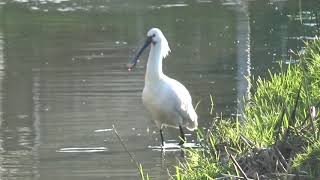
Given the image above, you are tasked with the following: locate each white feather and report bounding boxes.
[159,34,170,59]
[142,28,198,131]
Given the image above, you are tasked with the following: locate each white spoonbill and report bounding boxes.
[128,28,198,146]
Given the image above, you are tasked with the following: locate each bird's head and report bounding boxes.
[127,28,170,70]
[147,28,164,44]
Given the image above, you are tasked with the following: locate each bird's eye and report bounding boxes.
[152,34,156,37]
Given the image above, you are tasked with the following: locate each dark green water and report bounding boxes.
[0,0,318,179]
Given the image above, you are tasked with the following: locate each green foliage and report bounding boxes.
[175,38,320,179]
[174,134,232,180]
[139,164,150,180]
[242,38,320,147]
[243,65,303,146]
[293,140,320,177]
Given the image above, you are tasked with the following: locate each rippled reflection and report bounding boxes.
[0,0,318,179]
[0,23,40,179]
[0,20,4,177]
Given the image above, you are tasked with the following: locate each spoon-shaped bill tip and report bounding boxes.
[127,36,152,71]
[127,62,135,71]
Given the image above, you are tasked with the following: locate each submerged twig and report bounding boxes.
[240,134,255,148]
[224,146,249,180]
[284,82,303,139]
[219,174,247,179]
[290,82,303,126]
[261,173,311,179]
[112,125,144,177]
[274,146,288,170]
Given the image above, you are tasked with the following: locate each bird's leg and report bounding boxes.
[160,128,164,147]
[178,125,186,145]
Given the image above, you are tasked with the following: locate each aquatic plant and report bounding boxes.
[175,37,320,179]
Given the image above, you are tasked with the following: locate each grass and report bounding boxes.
[292,140,320,177]
[174,37,320,179]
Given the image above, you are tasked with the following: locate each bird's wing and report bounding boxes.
[166,78,198,128]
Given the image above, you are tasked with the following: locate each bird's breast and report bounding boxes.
[142,84,175,117]
[142,85,163,109]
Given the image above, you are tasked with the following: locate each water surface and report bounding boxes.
[0,0,319,179]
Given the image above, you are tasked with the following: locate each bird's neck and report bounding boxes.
[145,43,164,84]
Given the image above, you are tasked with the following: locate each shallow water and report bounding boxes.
[0,0,318,179]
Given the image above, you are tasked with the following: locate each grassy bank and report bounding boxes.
[175,37,320,179]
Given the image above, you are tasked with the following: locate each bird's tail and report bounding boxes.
[186,108,198,131]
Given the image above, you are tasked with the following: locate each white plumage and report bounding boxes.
[128,28,198,146]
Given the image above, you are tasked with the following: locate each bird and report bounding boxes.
[127,28,198,146]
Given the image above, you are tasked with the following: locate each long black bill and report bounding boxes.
[127,36,152,70]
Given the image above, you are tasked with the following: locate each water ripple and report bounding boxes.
[57,147,108,153]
